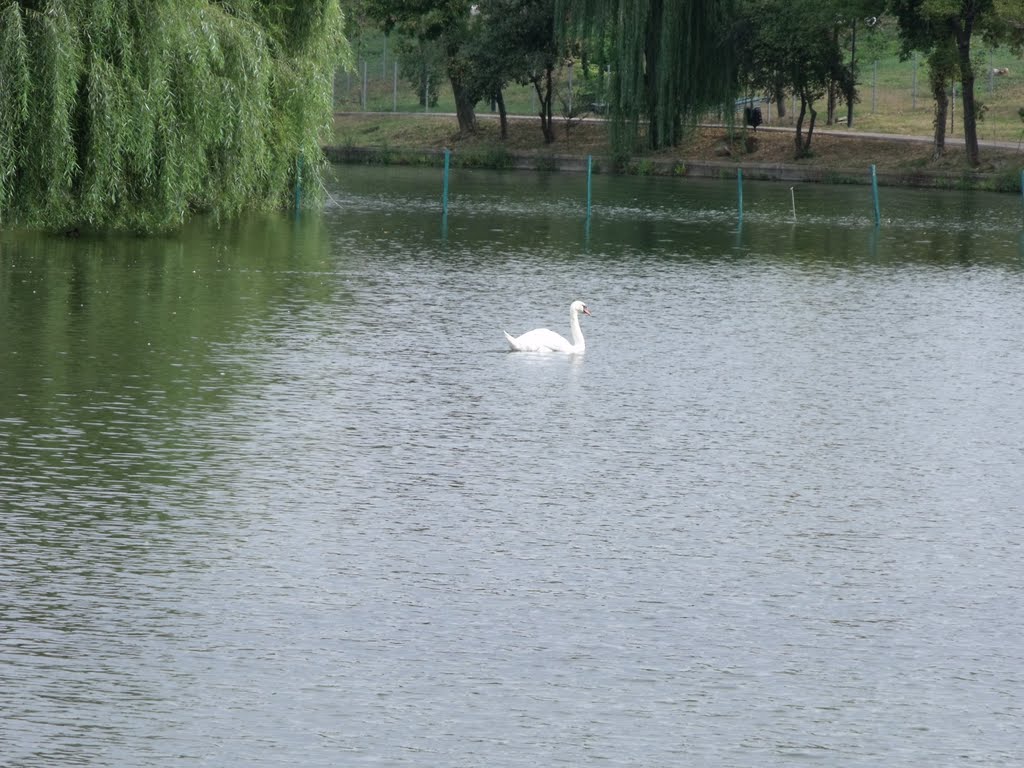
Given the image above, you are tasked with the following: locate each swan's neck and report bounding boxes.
[570,309,585,351]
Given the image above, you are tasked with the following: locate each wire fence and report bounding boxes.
[334,57,608,120]
[334,51,1024,141]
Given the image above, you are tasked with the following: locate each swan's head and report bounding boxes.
[571,300,592,317]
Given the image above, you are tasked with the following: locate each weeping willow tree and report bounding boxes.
[556,0,738,153]
[0,1,350,233]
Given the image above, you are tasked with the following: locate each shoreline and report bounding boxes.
[327,113,1024,193]
[323,144,1008,192]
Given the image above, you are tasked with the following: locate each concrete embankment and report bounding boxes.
[323,143,1013,191]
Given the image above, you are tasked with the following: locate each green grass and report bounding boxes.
[336,27,1024,142]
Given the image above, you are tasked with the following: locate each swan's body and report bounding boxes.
[504,300,592,353]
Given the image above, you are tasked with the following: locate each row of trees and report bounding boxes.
[2,1,1022,232]
[356,0,1024,166]
[889,0,1024,165]
[353,0,739,151]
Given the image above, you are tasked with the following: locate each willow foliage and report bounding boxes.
[556,0,738,152]
[0,1,350,232]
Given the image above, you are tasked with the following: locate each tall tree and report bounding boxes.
[950,0,988,166]
[394,36,446,108]
[834,1,887,127]
[469,0,560,143]
[928,41,959,158]
[890,0,1022,166]
[366,0,482,135]
[0,0,350,233]
[737,0,848,158]
[556,0,738,152]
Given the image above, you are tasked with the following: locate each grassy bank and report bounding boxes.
[330,112,1024,192]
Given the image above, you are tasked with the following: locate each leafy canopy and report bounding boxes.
[556,0,739,151]
[0,0,351,233]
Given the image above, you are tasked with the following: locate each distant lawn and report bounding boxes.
[337,28,1024,143]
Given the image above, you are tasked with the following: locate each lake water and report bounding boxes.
[2,166,1022,767]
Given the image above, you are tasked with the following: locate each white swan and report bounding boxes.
[504,300,592,353]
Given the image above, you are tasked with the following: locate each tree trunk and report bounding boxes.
[954,18,980,167]
[452,80,475,137]
[774,83,786,118]
[931,70,948,159]
[533,69,555,144]
[806,103,817,154]
[846,19,856,127]
[929,44,950,159]
[793,92,816,158]
[827,25,839,125]
[794,99,807,157]
[450,75,478,136]
[419,62,431,107]
[495,90,508,140]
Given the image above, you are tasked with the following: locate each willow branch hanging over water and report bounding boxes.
[555,0,738,153]
[0,0,351,232]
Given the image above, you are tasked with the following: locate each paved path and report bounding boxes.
[337,110,1024,151]
[749,123,1021,151]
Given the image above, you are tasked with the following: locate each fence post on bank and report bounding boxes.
[872,60,878,114]
[912,53,918,110]
[568,63,574,116]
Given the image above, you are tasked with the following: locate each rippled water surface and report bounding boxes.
[2,167,1023,766]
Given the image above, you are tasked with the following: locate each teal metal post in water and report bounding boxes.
[442,149,451,218]
[586,155,593,224]
[871,164,881,226]
[441,149,451,237]
[294,154,303,212]
[582,155,593,244]
[737,168,744,224]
